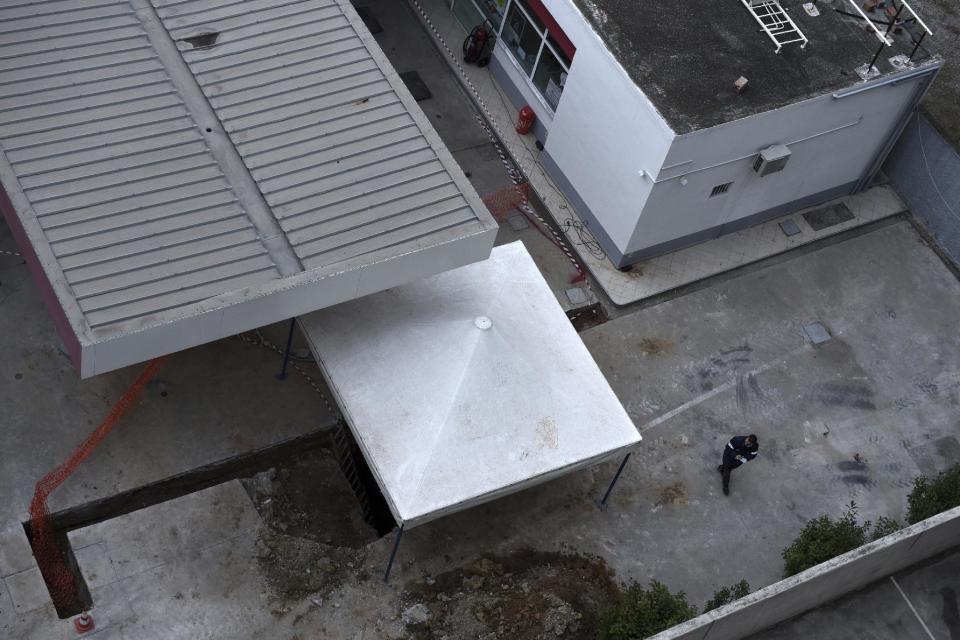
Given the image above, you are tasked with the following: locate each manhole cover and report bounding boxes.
[355,6,383,33]
[399,71,432,101]
[802,203,855,231]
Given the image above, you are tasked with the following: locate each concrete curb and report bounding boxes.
[650,505,960,639]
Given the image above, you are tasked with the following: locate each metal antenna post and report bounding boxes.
[383,524,405,582]
[275,318,296,381]
[597,452,632,510]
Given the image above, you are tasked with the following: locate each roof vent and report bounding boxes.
[753,145,791,176]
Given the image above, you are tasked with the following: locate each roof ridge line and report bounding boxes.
[129,0,304,277]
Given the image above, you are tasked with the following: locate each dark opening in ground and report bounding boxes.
[241,440,391,548]
[568,302,609,332]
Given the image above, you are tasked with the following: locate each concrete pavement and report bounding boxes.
[3,216,959,638]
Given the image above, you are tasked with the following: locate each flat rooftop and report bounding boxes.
[571,0,941,132]
[0,0,496,377]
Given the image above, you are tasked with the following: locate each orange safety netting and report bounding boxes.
[481,182,530,222]
[28,357,165,610]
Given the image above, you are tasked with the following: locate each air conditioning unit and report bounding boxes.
[753,144,791,176]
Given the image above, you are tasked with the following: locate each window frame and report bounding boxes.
[496,0,572,114]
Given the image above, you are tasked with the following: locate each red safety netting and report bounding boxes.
[28,357,165,610]
[482,182,530,222]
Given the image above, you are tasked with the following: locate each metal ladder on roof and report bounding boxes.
[741,0,809,53]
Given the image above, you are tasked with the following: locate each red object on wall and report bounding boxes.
[516,105,536,134]
[524,0,576,61]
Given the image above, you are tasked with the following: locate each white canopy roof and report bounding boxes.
[301,242,640,527]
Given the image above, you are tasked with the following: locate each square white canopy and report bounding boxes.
[300,242,640,527]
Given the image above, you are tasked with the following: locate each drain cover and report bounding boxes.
[802,203,855,231]
[399,71,432,101]
[506,214,529,231]
[803,321,832,344]
[779,219,801,236]
[355,6,383,33]
[565,287,587,305]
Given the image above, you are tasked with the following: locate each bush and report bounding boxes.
[782,502,869,577]
[870,516,902,540]
[703,580,751,613]
[598,580,697,640]
[907,465,960,524]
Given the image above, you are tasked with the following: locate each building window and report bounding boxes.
[498,0,575,111]
[710,182,733,197]
[451,0,504,36]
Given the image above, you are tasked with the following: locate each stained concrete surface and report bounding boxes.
[2,4,960,635]
[752,551,960,639]
[3,212,960,638]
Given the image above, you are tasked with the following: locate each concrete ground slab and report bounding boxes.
[894,551,960,639]
[4,568,48,614]
[68,482,263,583]
[405,0,911,306]
[0,523,34,578]
[749,551,960,639]
[755,577,933,639]
[10,580,135,640]
[564,183,908,306]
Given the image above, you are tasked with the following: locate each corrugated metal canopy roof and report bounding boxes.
[0,0,496,377]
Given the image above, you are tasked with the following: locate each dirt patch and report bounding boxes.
[255,529,366,603]
[400,550,619,639]
[243,449,378,603]
[655,482,688,506]
[639,337,673,356]
[242,448,378,548]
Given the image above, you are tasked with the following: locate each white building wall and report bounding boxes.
[488,0,675,255]
[626,70,933,257]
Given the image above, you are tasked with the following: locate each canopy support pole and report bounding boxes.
[597,452,631,510]
[383,523,405,582]
[275,318,296,381]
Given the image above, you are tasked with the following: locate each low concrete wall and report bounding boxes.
[651,506,960,640]
[885,111,960,268]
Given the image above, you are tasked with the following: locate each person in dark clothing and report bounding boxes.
[718,434,759,495]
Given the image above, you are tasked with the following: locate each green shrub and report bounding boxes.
[907,465,960,524]
[703,579,751,613]
[870,516,902,540]
[598,580,697,640]
[782,502,869,577]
